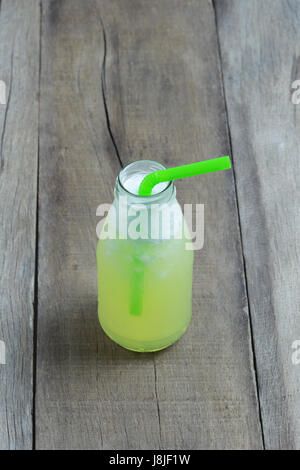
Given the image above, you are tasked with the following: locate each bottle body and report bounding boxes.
[97,161,194,352]
[97,235,193,351]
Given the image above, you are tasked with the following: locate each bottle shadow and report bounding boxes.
[38,297,167,369]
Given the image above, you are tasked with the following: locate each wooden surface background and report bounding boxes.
[0,0,299,449]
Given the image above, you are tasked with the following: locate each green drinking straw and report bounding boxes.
[138,156,231,196]
[130,156,231,316]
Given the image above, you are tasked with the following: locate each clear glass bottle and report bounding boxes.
[97,160,194,352]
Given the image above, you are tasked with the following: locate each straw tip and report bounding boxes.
[223,155,231,169]
[138,173,157,196]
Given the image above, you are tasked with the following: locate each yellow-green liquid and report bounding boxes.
[97,237,194,352]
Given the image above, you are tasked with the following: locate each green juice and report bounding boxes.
[96,156,230,351]
[97,236,193,352]
[97,159,195,352]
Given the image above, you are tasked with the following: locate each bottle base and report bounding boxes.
[99,320,190,352]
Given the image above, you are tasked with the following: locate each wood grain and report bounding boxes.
[35,0,263,449]
[98,0,263,449]
[0,0,40,449]
[215,0,300,449]
[36,0,161,449]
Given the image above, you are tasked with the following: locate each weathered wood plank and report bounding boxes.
[0,0,40,449]
[215,0,300,449]
[99,0,263,449]
[36,0,161,449]
[36,0,263,449]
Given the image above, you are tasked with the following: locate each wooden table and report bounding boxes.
[0,0,299,450]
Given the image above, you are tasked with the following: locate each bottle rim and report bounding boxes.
[116,160,175,203]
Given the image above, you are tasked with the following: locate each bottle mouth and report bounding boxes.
[117,160,173,199]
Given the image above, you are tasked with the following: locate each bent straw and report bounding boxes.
[130,252,144,316]
[138,156,231,196]
[130,156,231,316]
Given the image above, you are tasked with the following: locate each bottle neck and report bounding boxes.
[115,160,175,205]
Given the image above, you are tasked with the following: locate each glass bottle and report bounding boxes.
[97,160,194,352]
